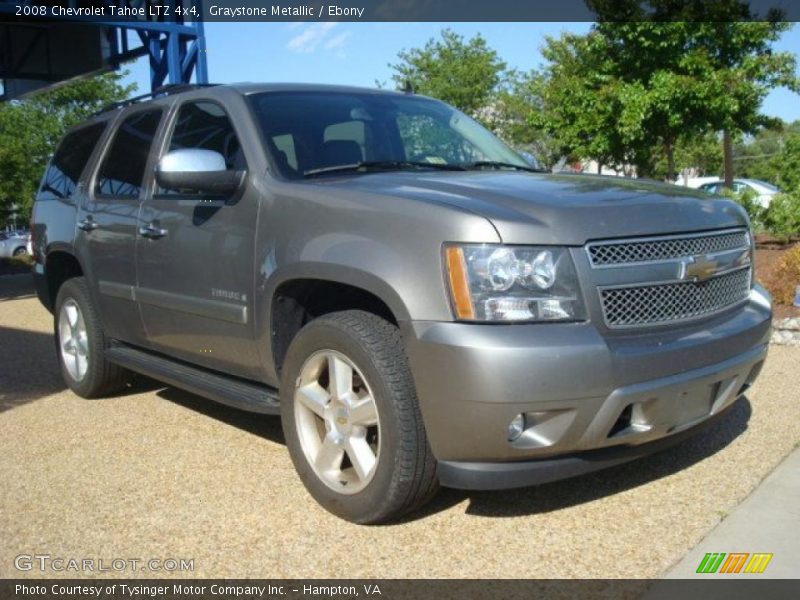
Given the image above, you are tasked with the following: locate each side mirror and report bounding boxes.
[155,149,245,196]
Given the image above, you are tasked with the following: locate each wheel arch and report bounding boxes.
[43,249,85,312]
[265,265,410,379]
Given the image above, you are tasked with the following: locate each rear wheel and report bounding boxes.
[12,246,27,256]
[280,310,438,524]
[55,277,129,398]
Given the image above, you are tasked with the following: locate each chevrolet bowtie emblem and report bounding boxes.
[680,255,720,282]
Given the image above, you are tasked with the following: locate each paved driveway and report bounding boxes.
[1,274,798,579]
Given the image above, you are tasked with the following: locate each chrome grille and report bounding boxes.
[600,268,751,328]
[588,230,749,266]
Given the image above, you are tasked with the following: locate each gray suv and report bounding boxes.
[31,84,771,523]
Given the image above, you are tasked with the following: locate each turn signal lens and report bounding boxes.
[445,246,475,319]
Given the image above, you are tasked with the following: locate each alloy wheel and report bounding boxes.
[294,350,380,494]
[58,299,89,382]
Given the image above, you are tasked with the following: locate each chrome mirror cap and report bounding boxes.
[158,148,227,173]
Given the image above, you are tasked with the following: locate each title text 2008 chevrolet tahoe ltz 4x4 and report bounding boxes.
[31,84,771,523]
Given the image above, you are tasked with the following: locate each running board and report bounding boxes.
[105,344,280,415]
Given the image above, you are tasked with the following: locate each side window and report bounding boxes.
[167,101,243,169]
[38,123,106,201]
[96,109,162,197]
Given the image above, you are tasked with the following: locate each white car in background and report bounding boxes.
[697,179,779,208]
[0,231,31,258]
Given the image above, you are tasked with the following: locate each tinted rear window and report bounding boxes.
[96,109,163,197]
[38,123,106,200]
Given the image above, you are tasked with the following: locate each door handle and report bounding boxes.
[77,217,98,232]
[138,223,168,239]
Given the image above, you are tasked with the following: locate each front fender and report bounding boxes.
[254,257,423,385]
[251,181,501,383]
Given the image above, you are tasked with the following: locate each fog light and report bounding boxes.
[507,414,525,441]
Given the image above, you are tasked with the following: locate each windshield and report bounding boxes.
[247,90,528,178]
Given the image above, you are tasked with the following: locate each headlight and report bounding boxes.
[444,244,586,322]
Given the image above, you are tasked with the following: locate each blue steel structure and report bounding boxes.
[0,0,207,95]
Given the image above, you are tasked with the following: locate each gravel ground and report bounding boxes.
[1,273,799,580]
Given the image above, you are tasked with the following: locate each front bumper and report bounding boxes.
[402,287,771,488]
[437,398,739,490]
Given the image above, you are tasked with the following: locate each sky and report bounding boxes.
[123,22,800,122]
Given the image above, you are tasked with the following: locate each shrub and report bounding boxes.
[767,245,800,305]
[774,135,800,192]
[719,187,766,231]
[764,192,800,242]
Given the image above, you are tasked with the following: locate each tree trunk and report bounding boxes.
[723,129,734,190]
[597,162,602,175]
[665,140,675,182]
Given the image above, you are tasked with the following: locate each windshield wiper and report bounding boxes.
[462,161,545,173]
[303,160,467,177]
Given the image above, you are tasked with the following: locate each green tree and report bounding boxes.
[0,71,135,227]
[530,31,631,174]
[390,29,506,119]
[535,2,798,181]
[732,121,800,190]
[733,122,793,183]
[654,131,724,183]
[490,70,563,169]
[770,132,800,191]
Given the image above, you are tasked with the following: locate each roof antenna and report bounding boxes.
[403,79,415,94]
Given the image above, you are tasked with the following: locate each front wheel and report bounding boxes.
[280,310,438,524]
[12,246,27,256]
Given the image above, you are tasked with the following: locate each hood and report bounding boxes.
[315,171,749,245]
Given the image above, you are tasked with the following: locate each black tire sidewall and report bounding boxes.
[280,316,409,524]
[54,277,114,398]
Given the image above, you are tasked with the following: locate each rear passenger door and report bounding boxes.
[35,121,106,269]
[77,108,164,346]
[136,100,260,378]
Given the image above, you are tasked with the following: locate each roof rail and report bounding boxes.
[94,83,219,116]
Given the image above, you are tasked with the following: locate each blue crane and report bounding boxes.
[0,0,208,98]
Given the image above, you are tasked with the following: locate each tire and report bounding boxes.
[13,246,27,256]
[54,277,129,398]
[280,310,439,524]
